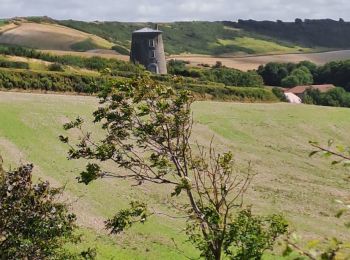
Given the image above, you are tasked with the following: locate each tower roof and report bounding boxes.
[133,27,162,34]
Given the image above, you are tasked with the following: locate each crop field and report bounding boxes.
[170,50,350,71]
[0,92,349,259]
[0,22,114,51]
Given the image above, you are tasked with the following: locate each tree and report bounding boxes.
[61,76,287,259]
[272,87,288,102]
[0,158,83,259]
[281,75,300,87]
[258,63,290,86]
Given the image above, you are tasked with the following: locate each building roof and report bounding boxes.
[133,27,162,34]
[286,84,336,94]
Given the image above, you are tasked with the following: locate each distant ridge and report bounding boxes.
[2,17,350,56]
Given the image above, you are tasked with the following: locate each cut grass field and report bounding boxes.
[171,49,350,71]
[216,37,311,55]
[0,92,349,258]
[0,22,114,51]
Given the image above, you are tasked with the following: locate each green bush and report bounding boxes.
[0,59,29,69]
[272,87,288,102]
[303,87,350,107]
[48,63,65,72]
[111,45,130,55]
[0,69,102,93]
[177,83,277,102]
[0,45,144,73]
[70,39,100,52]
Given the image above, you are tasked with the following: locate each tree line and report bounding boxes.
[257,60,350,90]
[0,45,144,73]
[258,60,350,107]
[168,59,264,87]
[228,19,350,49]
[0,68,278,102]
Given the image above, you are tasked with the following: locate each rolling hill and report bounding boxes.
[0,92,349,258]
[2,17,350,71]
[0,17,317,56]
[0,21,114,51]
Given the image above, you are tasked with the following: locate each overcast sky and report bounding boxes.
[0,0,349,22]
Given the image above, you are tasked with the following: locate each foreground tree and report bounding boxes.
[61,76,287,259]
[0,157,90,259]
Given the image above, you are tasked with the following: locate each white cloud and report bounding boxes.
[0,0,349,21]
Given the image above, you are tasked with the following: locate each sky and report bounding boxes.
[0,0,349,22]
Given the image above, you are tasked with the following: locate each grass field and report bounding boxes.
[0,22,113,51]
[170,50,350,71]
[0,92,349,258]
[216,37,311,55]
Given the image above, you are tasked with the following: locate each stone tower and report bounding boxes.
[130,27,167,74]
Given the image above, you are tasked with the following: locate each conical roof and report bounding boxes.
[133,27,162,34]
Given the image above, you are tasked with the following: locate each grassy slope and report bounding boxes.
[217,37,311,55]
[0,22,113,51]
[0,92,349,258]
[58,20,316,56]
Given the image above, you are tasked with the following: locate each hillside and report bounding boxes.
[0,21,114,51]
[0,92,349,258]
[0,18,315,56]
[58,20,313,55]
[228,19,350,49]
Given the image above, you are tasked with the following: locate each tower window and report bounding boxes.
[149,39,155,47]
[150,50,156,58]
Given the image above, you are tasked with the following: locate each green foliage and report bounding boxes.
[61,76,287,259]
[0,45,144,73]
[315,60,350,91]
[272,87,288,102]
[0,69,102,93]
[223,209,288,259]
[281,75,299,87]
[105,202,148,234]
[70,39,100,52]
[0,58,29,69]
[288,66,313,86]
[179,84,278,102]
[111,45,130,55]
[303,87,350,107]
[201,67,264,87]
[257,62,293,86]
[259,60,350,93]
[58,20,299,55]
[0,163,79,259]
[232,19,350,49]
[168,60,264,87]
[49,63,65,72]
[259,62,314,87]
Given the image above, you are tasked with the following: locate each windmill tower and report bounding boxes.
[130,26,167,74]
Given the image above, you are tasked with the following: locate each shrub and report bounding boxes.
[272,87,288,101]
[0,162,78,259]
[111,45,130,55]
[0,59,29,69]
[48,63,65,72]
[0,69,102,93]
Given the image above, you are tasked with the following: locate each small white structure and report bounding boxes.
[284,92,302,104]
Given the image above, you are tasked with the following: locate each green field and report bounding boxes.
[0,92,349,259]
[217,37,312,54]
